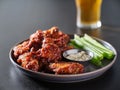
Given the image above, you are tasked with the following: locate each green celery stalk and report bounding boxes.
[73,35,103,66]
[74,38,102,66]
[83,34,114,59]
[74,36,104,60]
[69,39,81,48]
[80,37,105,58]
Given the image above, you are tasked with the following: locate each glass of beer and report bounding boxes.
[75,0,102,29]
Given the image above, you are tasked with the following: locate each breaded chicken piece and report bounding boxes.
[49,62,84,74]
[29,30,43,50]
[13,40,30,58]
[17,52,42,71]
[41,43,61,63]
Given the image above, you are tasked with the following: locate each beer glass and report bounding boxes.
[75,0,102,29]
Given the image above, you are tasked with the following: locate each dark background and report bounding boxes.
[0,0,120,90]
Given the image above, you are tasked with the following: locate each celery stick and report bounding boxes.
[81,37,113,59]
[84,34,113,53]
[74,35,104,59]
[84,34,108,50]
[83,34,114,59]
[74,38,103,66]
[69,39,81,48]
[91,56,102,66]
[80,37,105,57]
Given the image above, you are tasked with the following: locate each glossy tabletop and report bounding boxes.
[0,0,120,90]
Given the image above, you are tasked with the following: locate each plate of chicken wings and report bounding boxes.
[9,26,117,83]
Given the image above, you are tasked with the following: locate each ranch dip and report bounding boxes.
[66,51,91,61]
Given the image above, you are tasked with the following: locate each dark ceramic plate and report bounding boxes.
[9,35,117,83]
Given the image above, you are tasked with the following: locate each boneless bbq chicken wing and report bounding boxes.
[13,40,30,58]
[41,43,61,63]
[17,52,42,71]
[28,30,43,50]
[13,30,43,58]
[49,62,84,74]
[43,26,69,40]
[43,26,59,38]
[54,34,73,52]
[43,26,73,52]
[42,38,54,47]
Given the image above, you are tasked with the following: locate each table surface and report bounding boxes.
[0,0,120,90]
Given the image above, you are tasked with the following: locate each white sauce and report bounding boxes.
[66,51,91,61]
